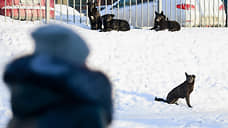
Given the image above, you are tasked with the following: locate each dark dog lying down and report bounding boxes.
[151,11,180,32]
[101,14,130,32]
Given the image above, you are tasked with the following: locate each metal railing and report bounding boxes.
[0,0,227,28]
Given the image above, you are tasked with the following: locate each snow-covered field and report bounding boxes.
[1,14,228,128]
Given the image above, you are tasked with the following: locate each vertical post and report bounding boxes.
[40,0,42,23]
[221,0,224,26]
[105,0,108,14]
[190,0,191,27]
[175,0,177,21]
[4,0,6,22]
[60,0,62,22]
[129,0,131,25]
[118,0,119,19]
[218,0,220,26]
[85,0,88,25]
[208,0,210,26]
[147,0,149,27]
[123,0,125,18]
[12,0,14,22]
[180,0,182,26]
[32,0,34,21]
[185,0,187,27]
[225,0,227,27]
[204,0,205,26]
[54,0,56,21]
[141,0,143,27]
[111,0,113,14]
[199,0,201,27]
[67,0,69,23]
[214,0,216,27]
[19,0,21,20]
[158,0,162,13]
[170,0,172,19]
[194,0,196,26]
[46,0,50,24]
[80,0,82,23]
[152,0,155,26]
[224,0,228,27]
[165,0,167,16]
[135,0,137,27]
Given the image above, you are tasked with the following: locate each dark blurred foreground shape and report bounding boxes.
[3,24,113,128]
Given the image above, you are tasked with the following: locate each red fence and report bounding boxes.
[0,0,54,20]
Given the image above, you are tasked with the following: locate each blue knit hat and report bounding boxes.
[32,24,90,65]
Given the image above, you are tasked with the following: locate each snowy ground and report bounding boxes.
[1,15,228,128]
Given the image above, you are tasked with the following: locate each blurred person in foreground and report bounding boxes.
[3,24,113,128]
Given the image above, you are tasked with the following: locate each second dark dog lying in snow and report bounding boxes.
[101,14,130,32]
[155,72,195,108]
[151,11,181,32]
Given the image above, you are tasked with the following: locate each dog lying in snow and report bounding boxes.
[155,72,195,108]
[151,11,181,32]
[101,14,130,32]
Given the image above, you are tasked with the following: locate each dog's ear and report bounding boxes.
[161,11,164,15]
[95,1,99,6]
[185,72,189,77]
[192,75,196,79]
[106,15,113,22]
[110,14,115,18]
[103,14,114,22]
[155,11,159,15]
[101,15,109,22]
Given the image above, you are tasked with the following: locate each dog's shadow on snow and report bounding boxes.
[115,89,155,102]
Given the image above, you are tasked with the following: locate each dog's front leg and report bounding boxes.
[150,26,157,30]
[185,94,192,108]
[99,29,105,32]
[155,27,161,31]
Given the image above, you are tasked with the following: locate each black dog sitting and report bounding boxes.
[87,1,102,30]
[155,72,195,108]
[101,14,130,32]
[151,11,180,32]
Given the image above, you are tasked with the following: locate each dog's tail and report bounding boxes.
[154,97,168,103]
[150,27,155,30]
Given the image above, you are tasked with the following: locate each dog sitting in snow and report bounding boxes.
[155,72,195,108]
[87,1,102,30]
[101,14,130,32]
[151,11,180,32]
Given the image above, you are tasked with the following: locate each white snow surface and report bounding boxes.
[1,16,228,128]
